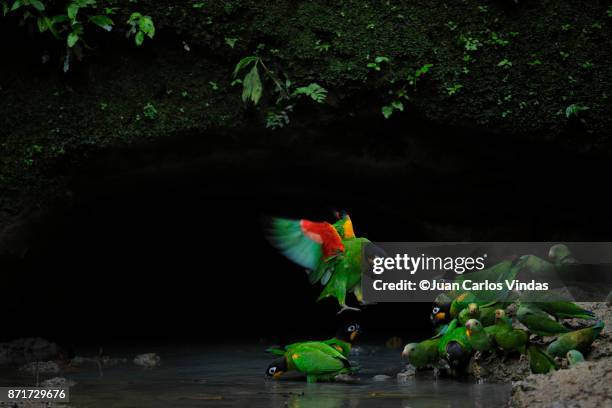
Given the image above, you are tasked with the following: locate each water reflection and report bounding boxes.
[0,345,511,408]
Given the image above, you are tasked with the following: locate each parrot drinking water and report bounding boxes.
[438,319,473,369]
[265,342,355,383]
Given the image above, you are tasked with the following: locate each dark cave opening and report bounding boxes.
[2,122,611,348]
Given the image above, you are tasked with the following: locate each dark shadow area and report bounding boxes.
[2,119,611,348]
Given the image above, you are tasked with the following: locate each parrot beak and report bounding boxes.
[466,329,472,337]
[273,371,284,379]
[435,312,446,321]
[350,331,358,342]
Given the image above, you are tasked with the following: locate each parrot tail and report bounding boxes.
[264,347,286,356]
[593,320,605,338]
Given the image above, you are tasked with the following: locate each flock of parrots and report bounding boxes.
[264,213,605,383]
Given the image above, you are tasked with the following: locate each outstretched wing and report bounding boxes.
[268,218,344,271]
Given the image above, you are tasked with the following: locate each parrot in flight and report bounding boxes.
[268,212,383,313]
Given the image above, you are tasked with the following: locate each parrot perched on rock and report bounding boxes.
[519,244,578,285]
[458,303,479,326]
[547,320,604,357]
[532,301,595,320]
[476,305,499,327]
[452,258,525,311]
[517,303,570,336]
[268,213,383,313]
[486,310,527,355]
[465,319,492,352]
[401,338,440,369]
[527,344,557,374]
[566,349,585,365]
[266,323,361,358]
[265,342,355,383]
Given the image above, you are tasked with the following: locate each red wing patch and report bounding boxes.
[300,220,345,258]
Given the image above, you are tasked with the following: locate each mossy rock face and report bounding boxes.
[1,1,611,231]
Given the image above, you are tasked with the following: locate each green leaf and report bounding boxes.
[293,83,328,103]
[67,4,79,21]
[225,37,238,48]
[29,0,44,11]
[67,30,79,47]
[382,105,394,119]
[90,15,114,31]
[2,1,9,16]
[242,64,263,104]
[36,15,47,32]
[139,16,155,37]
[391,100,404,111]
[565,103,589,119]
[51,14,69,24]
[233,56,258,78]
[415,63,433,78]
[10,1,22,12]
[127,12,142,24]
[135,30,144,46]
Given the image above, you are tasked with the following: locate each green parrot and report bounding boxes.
[465,319,492,352]
[438,319,473,368]
[477,305,499,327]
[266,323,361,358]
[401,337,441,369]
[452,258,526,313]
[516,303,570,336]
[485,309,512,338]
[449,292,481,318]
[547,320,605,357]
[458,303,502,327]
[487,310,527,354]
[458,303,479,326]
[268,214,383,313]
[566,349,585,365]
[519,244,578,288]
[528,299,595,320]
[265,342,355,383]
[527,344,557,374]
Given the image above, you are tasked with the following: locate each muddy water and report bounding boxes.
[0,345,511,407]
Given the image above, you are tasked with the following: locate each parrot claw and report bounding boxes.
[337,305,362,314]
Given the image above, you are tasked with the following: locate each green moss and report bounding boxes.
[1,0,611,213]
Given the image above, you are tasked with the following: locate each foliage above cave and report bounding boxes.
[1,0,611,215]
